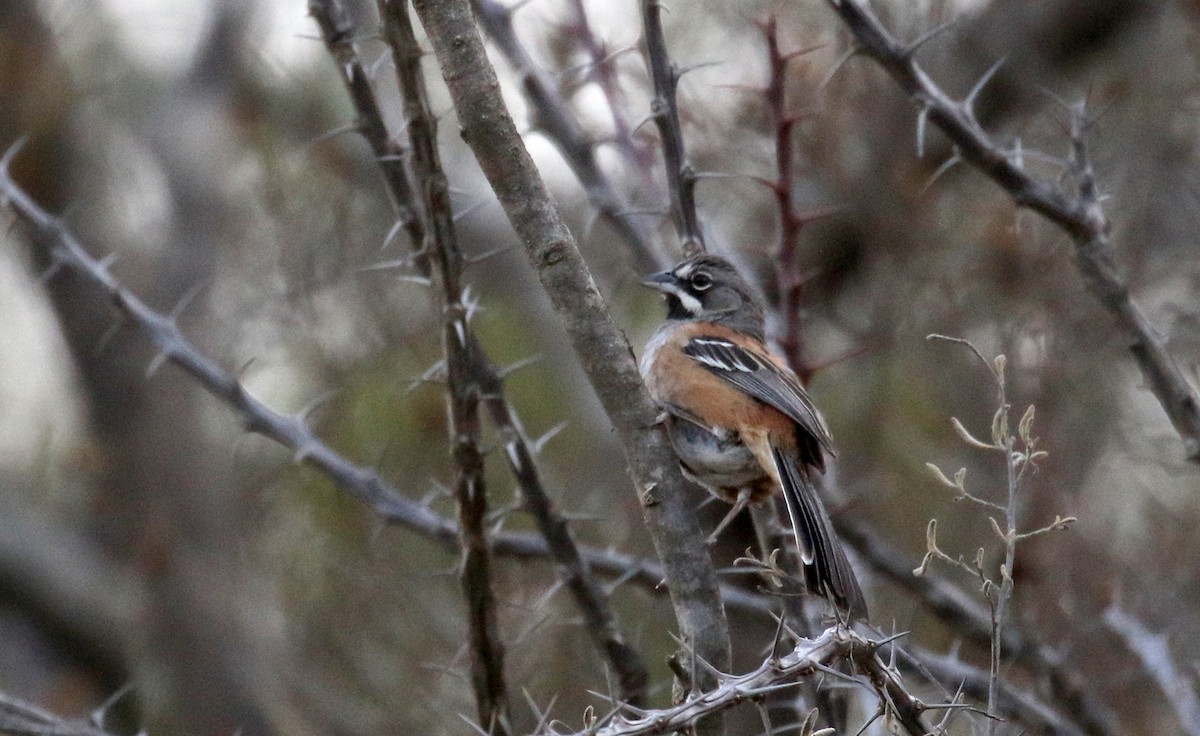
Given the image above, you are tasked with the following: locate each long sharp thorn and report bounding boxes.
[755,701,774,736]
[455,714,490,736]
[357,258,412,274]
[169,280,209,320]
[820,44,860,90]
[305,122,359,147]
[90,682,133,726]
[532,421,568,454]
[916,106,929,158]
[781,43,826,62]
[675,59,723,78]
[872,629,911,651]
[299,389,339,424]
[381,219,408,250]
[146,349,172,378]
[465,244,513,264]
[769,610,789,662]
[852,707,883,736]
[904,18,958,57]
[0,136,30,173]
[497,353,541,378]
[922,151,961,193]
[453,199,488,224]
[964,57,1006,113]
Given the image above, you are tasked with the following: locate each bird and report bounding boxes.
[639,252,867,619]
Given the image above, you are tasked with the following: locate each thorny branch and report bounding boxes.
[368,0,513,729]
[758,18,831,382]
[0,155,1101,736]
[471,0,664,270]
[409,0,733,723]
[823,0,1200,463]
[0,140,747,640]
[308,0,427,274]
[544,626,927,736]
[378,0,649,708]
[640,0,704,256]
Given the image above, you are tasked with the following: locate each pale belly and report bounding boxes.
[669,417,770,501]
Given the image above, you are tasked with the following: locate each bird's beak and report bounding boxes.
[640,270,676,292]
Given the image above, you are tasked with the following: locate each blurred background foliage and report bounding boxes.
[1,0,1199,733]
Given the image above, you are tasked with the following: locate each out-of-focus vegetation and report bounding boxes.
[1,0,1198,733]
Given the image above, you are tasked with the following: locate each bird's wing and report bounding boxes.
[682,336,834,454]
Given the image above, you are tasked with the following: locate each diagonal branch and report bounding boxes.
[409,0,732,722]
[470,0,664,270]
[823,0,1200,463]
[640,0,705,256]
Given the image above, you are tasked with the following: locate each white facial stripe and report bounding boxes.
[675,262,695,280]
[661,282,702,315]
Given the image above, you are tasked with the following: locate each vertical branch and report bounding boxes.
[640,0,705,256]
[409,1,731,727]
[989,360,1016,736]
[761,17,823,381]
[377,0,651,708]
[372,2,510,730]
[307,0,428,275]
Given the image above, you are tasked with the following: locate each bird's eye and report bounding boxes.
[691,272,713,290]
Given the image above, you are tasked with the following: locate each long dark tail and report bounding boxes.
[774,446,868,620]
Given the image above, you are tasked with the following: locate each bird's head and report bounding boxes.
[642,253,766,339]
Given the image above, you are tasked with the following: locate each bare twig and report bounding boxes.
[548,626,926,736]
[470,0,664,270]
[823,0,1200,462]
[378,0,649,708]
[409,0,732,719]
[1104,603,1200,736]
[988,356,1018,736]
[834,514,1120,736]
[307,0,427,274]
[640,0,705,256]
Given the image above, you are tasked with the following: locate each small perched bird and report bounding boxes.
[640,253,867,619]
